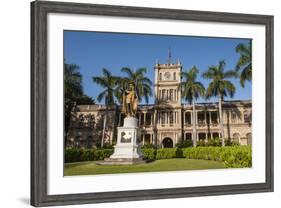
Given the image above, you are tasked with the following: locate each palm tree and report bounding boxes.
[114,76,130,105]
[120,67,153,103]
[202,60,237,146]
[181,66,205,147]
[64,62,83,141]
[235,41,252,87]
[92,68,117,147]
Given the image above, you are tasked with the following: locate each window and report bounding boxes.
[169,89,173,100]
[159,73,162,80]
[145,113,152,126]
[211,111,218,124]
[198,133,206,141]
[197,112,205,125]
[185,112,191,125]
[173,72,176,80]
[162,90,165,100]
[169,112,174,124]
[185,133,192,140]
[212,132,219,138]
[244,111,251,123]
[161,112,165,124]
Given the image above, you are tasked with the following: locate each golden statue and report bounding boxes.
[122,83,138,117]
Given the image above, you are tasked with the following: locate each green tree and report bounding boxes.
[92,68,117,147]
[181,66,205,147]
[120,67,152,103]
[64,61,94,145]
[235,42,252,87]
[114,76,130,104]
[202,60,237,146]
[64,62,83,141]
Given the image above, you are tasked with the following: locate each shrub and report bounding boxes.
[142,148,156,161]
[142,144,155,149]
[65,148,114,163]
[182,146,251,168]
[197,140,207,147]
[156,148,182,159]
[225,139,240,146]
[206,138,222,146]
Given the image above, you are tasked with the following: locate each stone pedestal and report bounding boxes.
[97,117,145,165]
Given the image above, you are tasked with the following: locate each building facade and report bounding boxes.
[66,62,252,148]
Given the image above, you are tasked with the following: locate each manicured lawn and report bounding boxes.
[64,159,225,176]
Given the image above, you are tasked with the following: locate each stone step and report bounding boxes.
[96,157,146,165]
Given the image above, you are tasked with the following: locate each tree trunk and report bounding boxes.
[101,111,107,148]
[192,100,197,147]
[218,95,225,146]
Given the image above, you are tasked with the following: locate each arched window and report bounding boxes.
[173,72,176,80]
[232,133,240,144]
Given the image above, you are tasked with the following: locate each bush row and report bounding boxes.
[65,146,251,168]
[65,148,114,163]
[182,146,252,168]
[142,146,251,168]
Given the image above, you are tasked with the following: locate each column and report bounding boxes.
[142,134,145,145]
[138,113,141,126]
[144,112,147,126]
[205,133,208,142]
[204,111,207,125]
[150,134,152,144]
[167,112,170,125]
[209,111,212,125]
[211,132,213,139]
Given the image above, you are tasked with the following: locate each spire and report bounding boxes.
[168,47,172,64]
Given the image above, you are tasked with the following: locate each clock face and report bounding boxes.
[164,72,171,80]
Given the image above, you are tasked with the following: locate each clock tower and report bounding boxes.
[154,60,182,106]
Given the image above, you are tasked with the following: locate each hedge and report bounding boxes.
[183,146,252,168]
[65,148,113,163]
[142,148,156,161]
[65,146,252,168]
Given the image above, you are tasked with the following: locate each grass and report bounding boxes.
[64,159,225,176]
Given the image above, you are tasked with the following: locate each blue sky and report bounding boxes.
[64,31,251,104]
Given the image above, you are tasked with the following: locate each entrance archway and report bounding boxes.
[162,137,173,148]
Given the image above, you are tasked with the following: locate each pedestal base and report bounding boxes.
[96,158,146,165]
[98,117,145,165]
